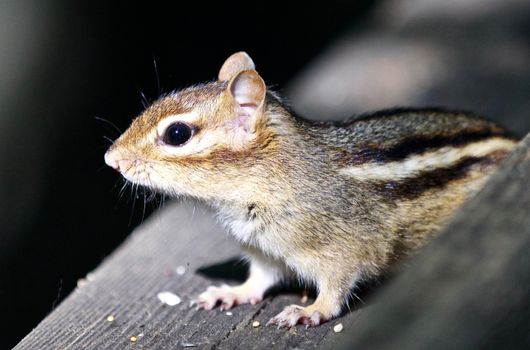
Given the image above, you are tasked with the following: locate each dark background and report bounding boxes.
[0,0,375,347]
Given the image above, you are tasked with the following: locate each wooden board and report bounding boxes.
[13,202,351,349]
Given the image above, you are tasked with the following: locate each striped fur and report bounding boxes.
[370,152,507,200]
[340,138,514,180]
[348,130,508,165]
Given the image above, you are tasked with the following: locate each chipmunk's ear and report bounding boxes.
[218,52,255,81]
[227,69,266,118]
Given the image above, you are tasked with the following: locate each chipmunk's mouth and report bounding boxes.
[105,151,154,187]
[121,160,159,188]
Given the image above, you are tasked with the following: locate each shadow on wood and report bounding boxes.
[196,257,248,283]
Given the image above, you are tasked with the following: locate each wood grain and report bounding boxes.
[13,201,351,349]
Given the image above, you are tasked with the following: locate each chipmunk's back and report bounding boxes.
[301,108,512,160]
[296,108,516,253]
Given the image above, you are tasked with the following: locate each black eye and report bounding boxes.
[162,122,193,146]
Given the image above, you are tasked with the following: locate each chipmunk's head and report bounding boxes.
[104,52,281,200]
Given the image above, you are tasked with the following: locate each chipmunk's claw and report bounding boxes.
[267,305,325,328]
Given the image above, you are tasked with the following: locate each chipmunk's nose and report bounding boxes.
[104,150,121,171]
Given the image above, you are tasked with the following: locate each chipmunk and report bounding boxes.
[104,52,517,327]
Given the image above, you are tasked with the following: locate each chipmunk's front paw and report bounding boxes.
[192,284,262,311]
[267,304,326,328]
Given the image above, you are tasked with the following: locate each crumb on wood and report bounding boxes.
[86,272,96,282]
[77,278,87,288]
[176,266,186,275]
[333,323,343,333]
[106,315,115,322]
[252,321,260,328]
[180,342,198,348]
[157,291,182,306]
[301,290,309,304]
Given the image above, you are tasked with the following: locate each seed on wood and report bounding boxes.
[333,323,343,333]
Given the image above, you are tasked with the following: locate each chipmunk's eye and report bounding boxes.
[162,122,193,146]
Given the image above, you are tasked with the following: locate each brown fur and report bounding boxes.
[105,52,518,327]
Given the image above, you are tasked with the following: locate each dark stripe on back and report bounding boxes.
[372,153,506,201]
[351,130,507,165]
